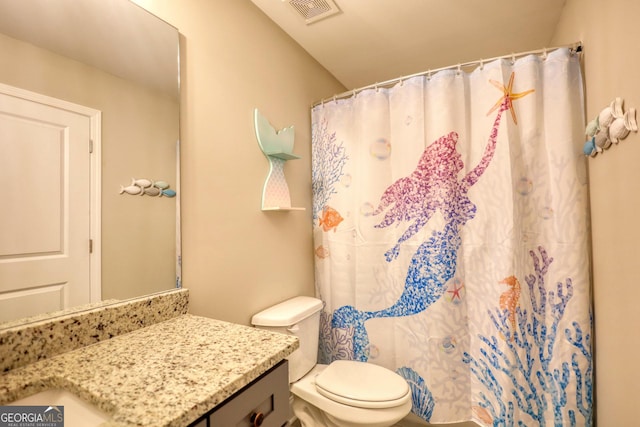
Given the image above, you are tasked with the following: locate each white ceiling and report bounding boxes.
[250,0,567,90]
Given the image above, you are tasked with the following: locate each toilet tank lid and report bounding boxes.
[251,296,323,327]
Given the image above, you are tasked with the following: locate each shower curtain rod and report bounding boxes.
[313,41,583,107]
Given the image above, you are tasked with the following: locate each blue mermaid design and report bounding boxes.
[331,72,535,362]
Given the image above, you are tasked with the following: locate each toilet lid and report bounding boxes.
[314,360,410,409]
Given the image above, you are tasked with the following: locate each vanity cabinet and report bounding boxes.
[189,360,290,427]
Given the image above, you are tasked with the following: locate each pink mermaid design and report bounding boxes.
[331,72,534,361]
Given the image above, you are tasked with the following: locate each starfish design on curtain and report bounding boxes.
[447,281,465,300]
[487,71,535,124]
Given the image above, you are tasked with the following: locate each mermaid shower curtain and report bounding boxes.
[311,48,592,426]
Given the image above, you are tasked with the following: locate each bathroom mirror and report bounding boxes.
[0,0,180,325]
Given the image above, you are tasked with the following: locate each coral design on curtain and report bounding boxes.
[311,48,592,426]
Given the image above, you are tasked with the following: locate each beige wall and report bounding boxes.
[135,2,636,425]
[551,0,640,424]
[0,33,178,302]
[135,0,345,325]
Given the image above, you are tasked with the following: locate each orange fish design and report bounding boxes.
[472,405,494,425]
[499,275,521,341]
[318,206,343,232]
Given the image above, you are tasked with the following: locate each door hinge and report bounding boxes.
[89,139,94,153]
[89,239,93,253]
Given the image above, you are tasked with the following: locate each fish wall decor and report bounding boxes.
[583,97,638,156]
[118,178,176,197]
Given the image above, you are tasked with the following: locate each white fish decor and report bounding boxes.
[584,97,638,157]
[119,184,142,195]
[132,178,153,188]
[119,178,176,197]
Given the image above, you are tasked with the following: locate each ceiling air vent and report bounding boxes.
[288,0,341,25]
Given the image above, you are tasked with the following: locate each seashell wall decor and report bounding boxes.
[583,97,638,156]
[119,178,176,197]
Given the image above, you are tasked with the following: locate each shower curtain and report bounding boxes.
[311,48,592,426]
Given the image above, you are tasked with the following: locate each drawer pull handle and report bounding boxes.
[250,412,265,427]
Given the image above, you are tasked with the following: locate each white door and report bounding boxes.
[0,84,100,322]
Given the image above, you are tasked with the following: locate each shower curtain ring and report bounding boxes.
[457,64,462,75]
[479,59,484,70]
[542,47,548,59]
[511,53,516,65]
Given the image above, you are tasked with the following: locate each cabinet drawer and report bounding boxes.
[209,360,290,427]
[190,418,207,427]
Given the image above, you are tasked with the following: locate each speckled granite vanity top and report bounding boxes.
[0,314,298,426]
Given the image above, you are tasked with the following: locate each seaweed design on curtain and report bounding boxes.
[311,119,348,221]
[463,247,593,426]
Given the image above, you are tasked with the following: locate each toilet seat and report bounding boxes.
[314,360,411,409]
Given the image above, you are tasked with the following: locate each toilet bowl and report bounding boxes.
[292,362,412,427]
[252,296,412,427]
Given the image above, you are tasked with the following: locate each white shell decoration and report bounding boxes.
[584,98,637,157]
[119,178,175,197]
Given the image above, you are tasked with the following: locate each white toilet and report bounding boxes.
[251,296,412,427]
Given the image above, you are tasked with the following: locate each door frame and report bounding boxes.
[0,82,102,302]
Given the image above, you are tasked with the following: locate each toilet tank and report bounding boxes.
[251,296,323,383]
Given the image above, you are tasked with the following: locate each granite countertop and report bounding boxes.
[0,314,299,427]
